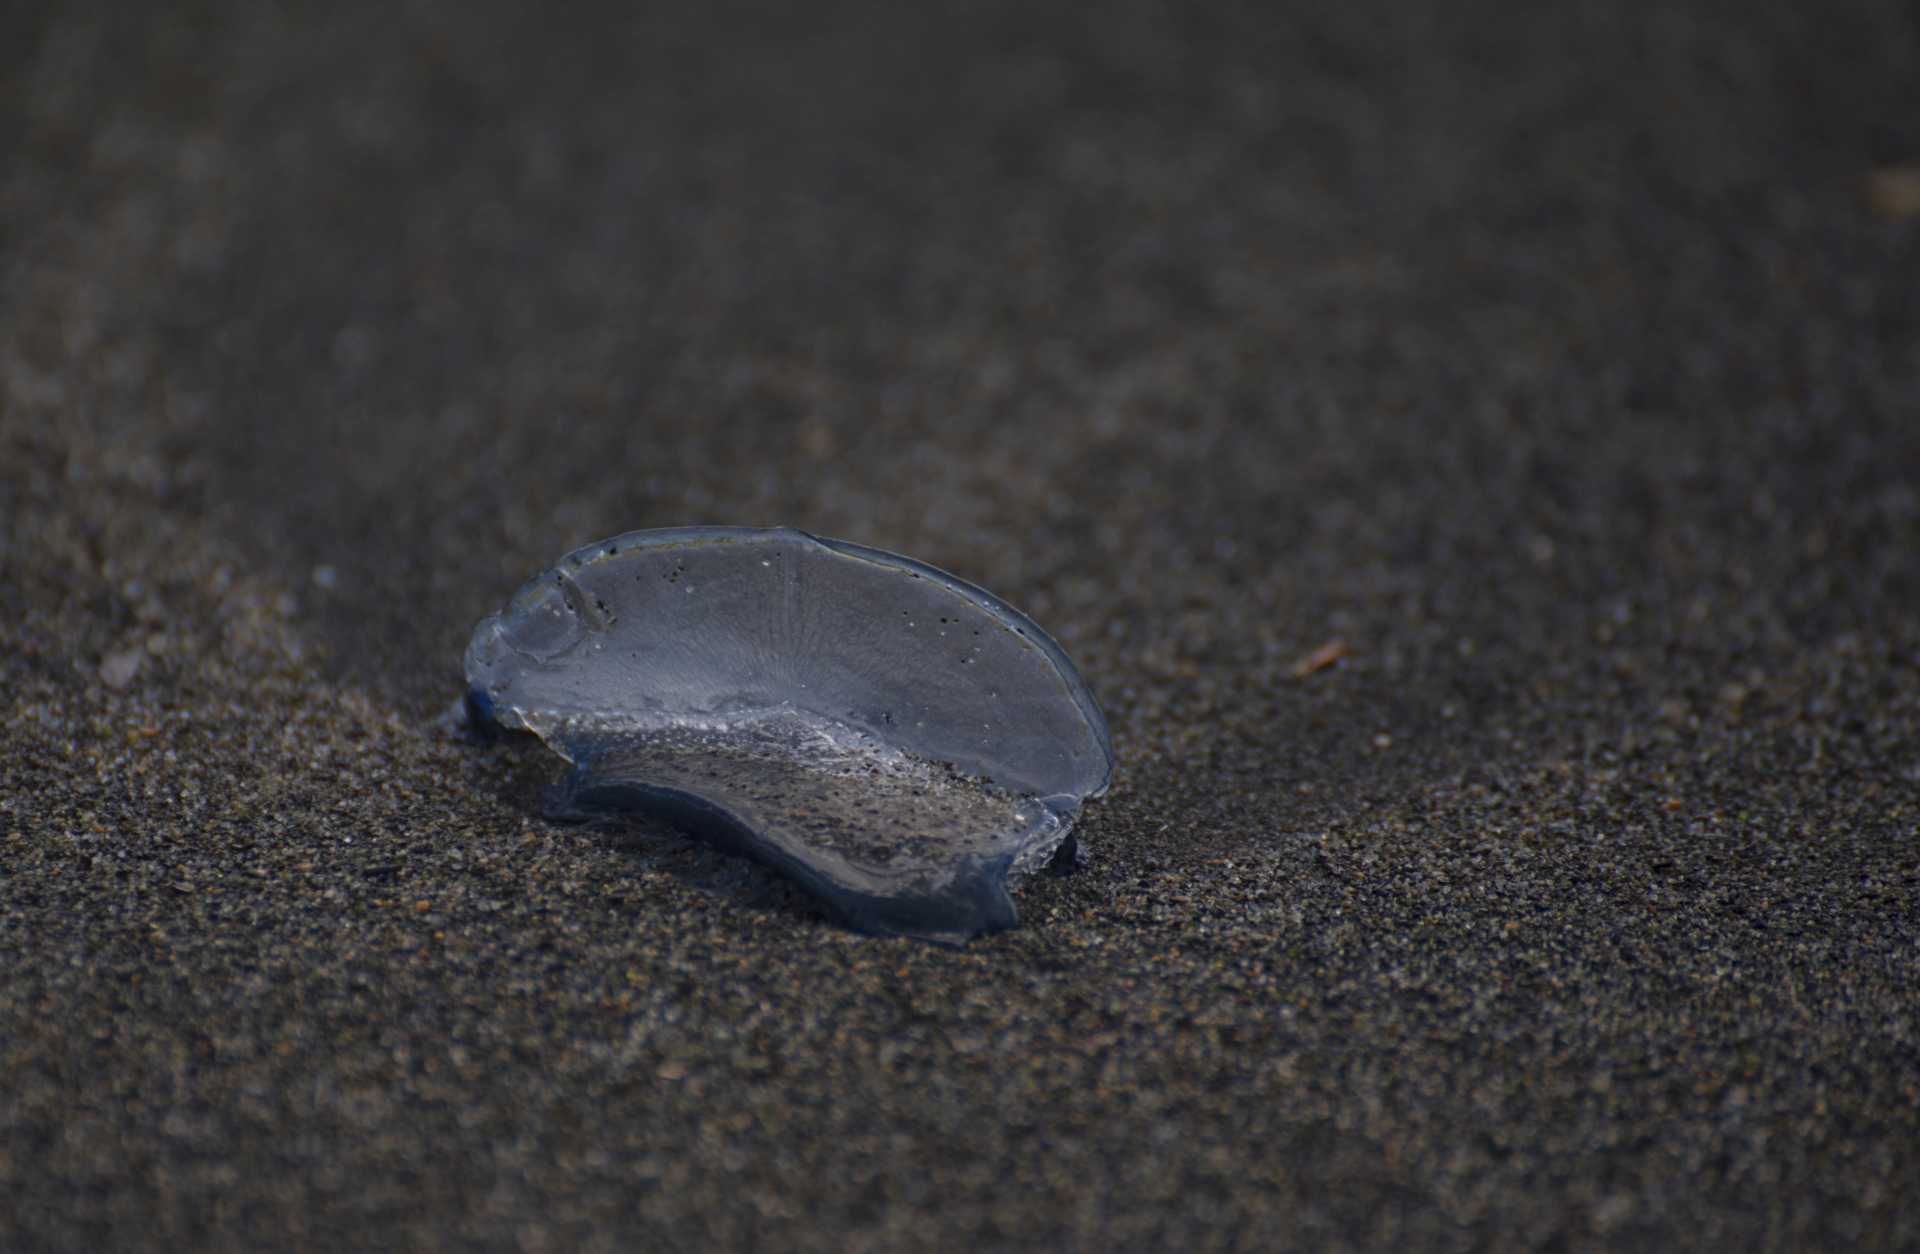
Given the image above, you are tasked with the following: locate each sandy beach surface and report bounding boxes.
[5,2,1918,1249]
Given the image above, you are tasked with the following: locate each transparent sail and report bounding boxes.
[464,527,1113,942]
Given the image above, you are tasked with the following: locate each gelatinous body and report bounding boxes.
[464,527,1113,942]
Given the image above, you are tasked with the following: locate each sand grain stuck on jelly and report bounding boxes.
[463,527,1114,943]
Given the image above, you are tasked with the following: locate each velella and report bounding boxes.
[463,526,1114,943]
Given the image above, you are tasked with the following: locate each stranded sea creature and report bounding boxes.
[463,527,1114,943]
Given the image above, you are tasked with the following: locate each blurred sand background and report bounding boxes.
[4,1,1919,1248]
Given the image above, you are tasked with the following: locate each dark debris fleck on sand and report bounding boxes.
[4,1,1919,1250]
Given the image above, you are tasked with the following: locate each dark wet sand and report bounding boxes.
[5,3,1918,1249]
